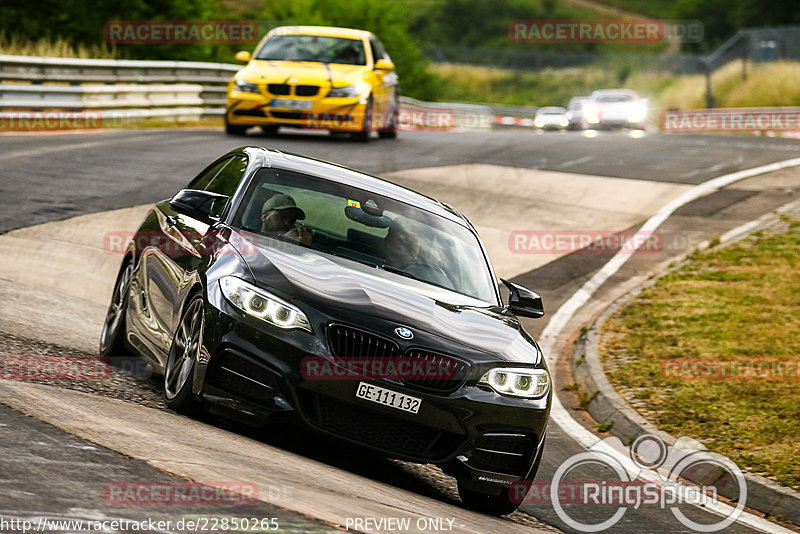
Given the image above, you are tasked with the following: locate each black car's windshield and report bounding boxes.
[233,168,497,303]
[255,34,367,65]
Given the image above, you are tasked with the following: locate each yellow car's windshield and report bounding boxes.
[255,35,367,65]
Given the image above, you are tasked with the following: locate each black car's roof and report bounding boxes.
[230,146,469,227]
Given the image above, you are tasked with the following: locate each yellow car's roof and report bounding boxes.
[267,26,372,40]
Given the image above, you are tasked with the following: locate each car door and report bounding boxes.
[143,155,248,359]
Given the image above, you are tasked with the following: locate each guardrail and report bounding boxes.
[0,54,537,130]
[0,54,235,123]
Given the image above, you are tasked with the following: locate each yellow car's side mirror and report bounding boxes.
[374,58,394,71]
[235,51,251,64]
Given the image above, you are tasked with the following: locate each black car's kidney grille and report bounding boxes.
[326,324,469,394]
[472,433,534,475]
[206,348,278,403]
[300,393,462,460]
[294,85,319,96]
[327,324,400,358]
[267,83,291,95]
[402,348,471,394]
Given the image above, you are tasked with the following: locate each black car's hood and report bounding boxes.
[230,231,541,364]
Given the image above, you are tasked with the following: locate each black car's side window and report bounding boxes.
[188,157,231,191]
[202,156,248,197]
[185,155,248,219]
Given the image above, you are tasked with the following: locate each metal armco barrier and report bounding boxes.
[0,54,531,129]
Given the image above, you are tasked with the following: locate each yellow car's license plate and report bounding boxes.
[270,98,312,110]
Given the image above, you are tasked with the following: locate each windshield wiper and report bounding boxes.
[380,264,425,283]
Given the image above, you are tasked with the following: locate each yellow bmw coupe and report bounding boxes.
[226,26,399,141]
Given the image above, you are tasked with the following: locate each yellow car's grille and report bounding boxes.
[267,83,290,95]
[295,85,320,96]
[265,84,321,97]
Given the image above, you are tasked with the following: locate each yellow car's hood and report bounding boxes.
[238,60,368,88]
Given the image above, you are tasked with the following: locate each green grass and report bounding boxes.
[582,0,676,18]
[431,62,673,107]
[600,218,800,490]
[0,31,118,59]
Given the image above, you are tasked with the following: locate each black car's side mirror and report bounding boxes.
[501,279,544,319]
[169,189,230,223]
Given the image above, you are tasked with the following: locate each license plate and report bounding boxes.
[356,382,422,414]
[270,98,312,110]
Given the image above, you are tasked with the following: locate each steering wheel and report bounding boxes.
[393,260,454,288]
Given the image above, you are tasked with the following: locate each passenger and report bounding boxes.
[382,217,423,267]
[260,193,312,245]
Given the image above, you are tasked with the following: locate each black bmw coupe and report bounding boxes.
[100,146,551,515]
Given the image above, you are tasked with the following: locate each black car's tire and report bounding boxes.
[351,98,373,142]
[457,482,521,516]
[225,116,248,136]
[163,296,204,414]
[99,260,133,357]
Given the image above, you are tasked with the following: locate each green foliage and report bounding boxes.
[0,0,229,62]
[673,0,800,52]
[254,0,443,99]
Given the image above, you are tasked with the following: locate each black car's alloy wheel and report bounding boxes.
[99,261,133,356]
[164,296,204,413]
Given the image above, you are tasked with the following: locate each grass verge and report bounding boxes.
[0,31,118,59]
[600,216,800,490]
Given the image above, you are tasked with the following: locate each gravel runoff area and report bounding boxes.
[0,330,561,532]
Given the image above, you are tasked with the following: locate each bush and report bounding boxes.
[254,0,443,100]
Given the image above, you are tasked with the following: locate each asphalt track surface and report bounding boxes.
[1,127,799,533]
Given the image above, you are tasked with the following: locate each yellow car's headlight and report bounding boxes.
[234,80,261,94]
[327,85,365,98]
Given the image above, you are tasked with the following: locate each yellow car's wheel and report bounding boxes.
[351,98,373,142]
[378,100,398,139]
[225,114,248,136]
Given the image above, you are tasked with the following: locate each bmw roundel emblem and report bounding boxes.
[395,327,413,340]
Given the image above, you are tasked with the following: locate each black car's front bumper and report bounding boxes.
[195,294,550,493]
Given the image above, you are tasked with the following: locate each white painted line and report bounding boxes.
[539,156,800,534]
[556,155,593,169]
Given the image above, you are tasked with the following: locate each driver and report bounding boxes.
[260,193,312,245]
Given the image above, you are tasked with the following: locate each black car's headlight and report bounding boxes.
[234,80,261,94]
[479,367,550,398]
[327,85,364,98]
[220,276,311,332]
